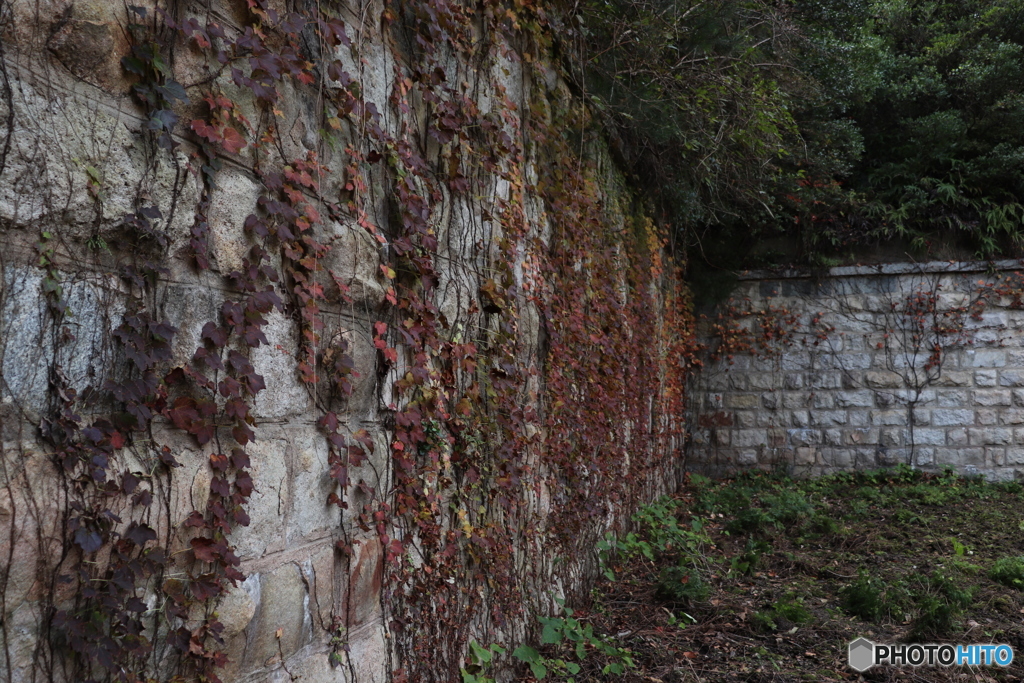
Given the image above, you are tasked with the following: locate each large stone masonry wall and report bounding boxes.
[691,260,1024,480]
[0,2,683,682]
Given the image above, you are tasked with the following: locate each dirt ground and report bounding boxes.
[515,468,1024,682]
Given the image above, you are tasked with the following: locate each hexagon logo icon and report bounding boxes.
[848,637,875,672]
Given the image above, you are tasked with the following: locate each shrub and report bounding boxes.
[655,566,710,606]
[751,594,812,632]
[989,556,1024,590]
[910,572,975,639]
[840,571,909,622]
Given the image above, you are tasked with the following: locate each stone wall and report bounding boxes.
[0,2,684,682]
[690,260,1024,480]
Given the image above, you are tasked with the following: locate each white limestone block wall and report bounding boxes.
[691,260,1024,480]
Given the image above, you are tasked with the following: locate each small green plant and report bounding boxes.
[750,610,777,633]
[997,481,1023,495]
[655,565,710,606]
[730,537,771,575]
[511,597,635,681]
[950,538,972,557]
[760,489,814,526]
[726,507,771,534]
[910,571,975,639]
[840,570,910,622]
[775,598,812,625]
[461,641,506,683]
[905,483,955,506]
[751,594,812,632]
[989,556,1024,589]
[722,487,813,535]
[598,498,710,579]
[806,514,841,536]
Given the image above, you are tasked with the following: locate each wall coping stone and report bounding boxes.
[736,259,1024,282]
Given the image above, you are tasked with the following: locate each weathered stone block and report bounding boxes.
[1002,410,1024,425]
[230,438,290,560]
[913,428,947,446]
[766,430,787,448]
[726,373,748,391]
[948,428,969,446]
[932,409,974,427]
[811,393,834,409]
[865,371,903,389]
[873,391,898,408]
[987,447,1007,467]
[934,371,972,387]
[735,411,758,428]
[836,391,874,408]
[783,392,810,409]
[875,446,904,466]
[794,447,817,465]
[845,428,878,445]
[841,354,874,370]
[788,429,821,447]
[811,410,847,426]
[251,311,314,420]
[916,447,935,467]
[736,450,759,465]
[967,349,1007,368]
[288,431,341,543]
[1000,370,1024,387]
[969,428,1013,446]
[869,410,907,426]
[809,374,842,390]
[208,167,263,274]
[978,409,999,425]
[936,389,969,407]
[879,428,905,447]
[724,394,760,409]
[748,373,778,391]
[762,393,780,410]
[244,563,311,669]
[974,369,998,387]
[781,352,812,371]
[319,220,387,309]
[791,410,811,427]
[972,390,1012,406]
[845,409,868,426]
[784,373,804,389]
[733,430,767,448]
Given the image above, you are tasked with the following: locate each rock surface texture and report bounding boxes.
[692,261,1024,480]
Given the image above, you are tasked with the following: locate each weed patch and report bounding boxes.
[989,556,1024,589]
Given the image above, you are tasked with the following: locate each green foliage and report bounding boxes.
[510,598,635,680]
[598,497,710,579]
[570,0,1024,274]
[806,514,841,536]
[910,571,975,639]
[840,570,911,622]
[461,641,506,683]
[752,594,813,633]
[655,565,711,606]
[841,568,974,636]
[731,537,772,575]
[989,556,1024,589]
